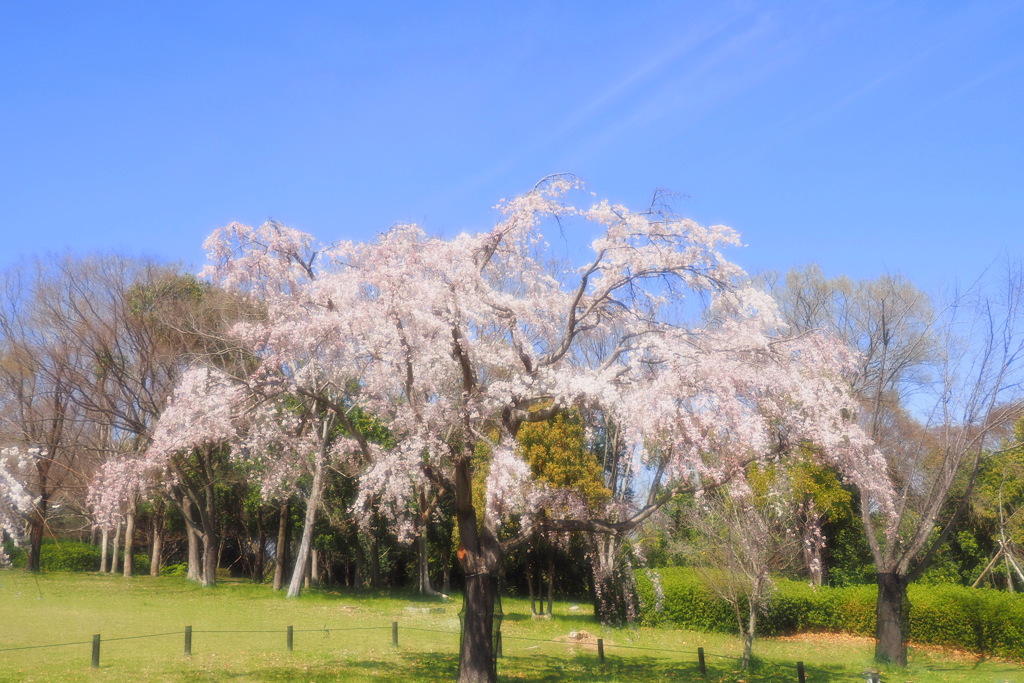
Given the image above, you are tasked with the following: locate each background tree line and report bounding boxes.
[1,251,1021,673]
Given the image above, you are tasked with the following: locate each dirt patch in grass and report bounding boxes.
[769,631,1023,665]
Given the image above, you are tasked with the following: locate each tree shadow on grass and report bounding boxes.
[169,650,863,682]
[499,652,860,682]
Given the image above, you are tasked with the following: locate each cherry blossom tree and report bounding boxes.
[0,448,36,566]
[200,177,889,683]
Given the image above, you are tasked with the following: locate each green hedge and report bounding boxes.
[636,567,1024,659]
[2,539,150,574]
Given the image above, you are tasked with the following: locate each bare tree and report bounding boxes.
[768,263,1024,665]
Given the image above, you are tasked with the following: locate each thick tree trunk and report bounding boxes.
[590,533,636,625]
[201,529,218,586]
[122,500,136,577]
[185,522,201,582]
[875,572,909,665]
[273,502,289,591]
[99,526,110,573]
[459,571,499,683]
[451,444,504,683]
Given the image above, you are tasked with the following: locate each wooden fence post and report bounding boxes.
[597,638,605,664]
[287,625,293,651]
[184,626,192,656]
[392,621,398,647]
[697,646,706,676]
[797,661,805,683]
[91,634,100,669]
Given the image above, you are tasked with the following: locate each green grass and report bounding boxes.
[0,571,1020,682]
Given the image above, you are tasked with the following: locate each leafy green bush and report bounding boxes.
[636,567,1024,658]
[160,562,188,577]
[1,539,150,574]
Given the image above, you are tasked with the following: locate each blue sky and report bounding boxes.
[1,2,1021,297]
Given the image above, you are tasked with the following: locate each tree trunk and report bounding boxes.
[273,502,289,591]
[111,519,122,576]
[458,571,499,683]
[442,537,452,593]
[287,456,325,598]
[546,548,555,615]
[185,521,201,582]
[122,499,136,577]
[99,526,110,573]
[25,502,46,573]
[201,528,218,587]
[150,501,164,577]
[369,532,383,590]
[590,533,636,625]
[527,554,536,615]
[253,523,266,583]
[742,608,757,670]
[875,572,909,665]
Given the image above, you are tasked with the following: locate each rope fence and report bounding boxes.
[0,622,884,681]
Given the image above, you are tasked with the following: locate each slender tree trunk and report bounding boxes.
[742,608,757,670]
[273,502,289,591]
[25,503,46,573]
[99,526,110,573]
[527,554,536,615]
[122,499,136,577]
[253,523,266,583]
[150,501,164,577]
[111,519,122,576]
[546,548,555,615]
[185,522,201,582]
[875,572,909,665]
[442,537,452,593]
[287,455,325,598]
[370,532,382,589]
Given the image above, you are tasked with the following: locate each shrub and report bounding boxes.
[635,567,1024,659]
[160,562,188,577]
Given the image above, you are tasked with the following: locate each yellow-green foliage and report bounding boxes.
[517,410,609,507]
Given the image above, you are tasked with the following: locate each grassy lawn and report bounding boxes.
[0,571,1020,682]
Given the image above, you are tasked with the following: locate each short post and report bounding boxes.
[697,646,706,676]
[287,625,293,652]
[597,638,605,665]
[797,660,806,683]
[184,626,192,656]
[496,630,502,657]
[91,633,100,669]
[392,621,398,647]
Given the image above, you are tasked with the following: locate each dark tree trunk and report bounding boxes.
[546,548,555,614]
[527,554,536,615]
[875,572,909,665]
[26,511,45,573]
[273,502,289,591]
[369,532,383,590]
[459,571,499,683]
[253,523,266,583]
